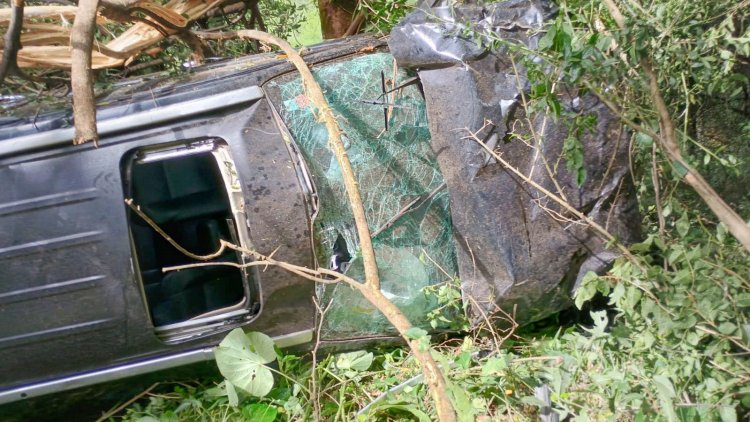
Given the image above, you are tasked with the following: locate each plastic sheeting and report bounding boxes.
[265,53,457,338]
[389,0,554,68]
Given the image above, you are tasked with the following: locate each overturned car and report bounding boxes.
[0,1,639,410]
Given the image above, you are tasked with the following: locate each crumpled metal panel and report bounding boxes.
[389,1,641,325]
[265,53,458,338]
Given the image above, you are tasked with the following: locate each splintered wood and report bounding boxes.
[0,0,228,70]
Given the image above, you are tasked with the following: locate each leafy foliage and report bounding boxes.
[359,0,413,34]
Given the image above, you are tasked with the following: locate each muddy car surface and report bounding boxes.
[0,35,456,406]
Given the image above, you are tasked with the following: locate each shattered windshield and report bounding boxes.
[265,53,458,338]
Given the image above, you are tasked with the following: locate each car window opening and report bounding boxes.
[125,139,253,331]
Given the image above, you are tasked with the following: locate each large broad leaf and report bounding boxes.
[218,329,276,364]
[245,332,277,363]
[215,329,277,397]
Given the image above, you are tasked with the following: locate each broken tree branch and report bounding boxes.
[70,0,100,145]
[133,27,457,419]
[236,29,451,420]
[644,66,750,252]
[603,0,750,253]
[343,12,364,37]
[195,29,381,291]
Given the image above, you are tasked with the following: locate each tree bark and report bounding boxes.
[0,0,26,85]
[318,0,357,38]
[71,0,101,145]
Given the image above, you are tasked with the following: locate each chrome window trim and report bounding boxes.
[133,139,258,340]
[0,329,313,405]
[153,307,250,334]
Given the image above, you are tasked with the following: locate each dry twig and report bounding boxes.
[94,382,160,422]
[310,296,331,422]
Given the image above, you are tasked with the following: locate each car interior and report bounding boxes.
[124,141,248,328]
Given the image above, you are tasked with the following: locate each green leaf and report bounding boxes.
[481,356,507,376]
[717,322,737,335]
[226,380,239,407]
[455,351,472,369]
[574,271,601,309]
[448,382,476,422]
[734,293,750,308]
[547,95,563,117]
[365,403,431,422]
[635,132,653,147]
[585,310,609,337]
[215,329,277,397]
[717,222,728,242]
[520,395,546,407]
[563,136,586,186]
[741,324,750,344]
[538,26,556,50]
[654,375,676,399]
[242,403,278,422]
[335,350,374,372]
[676,213,690,238]
[219,329,277,365]
[246,332,277,363]
[718,406,737,422]
[158,412,178,422]
[404,327,428,340]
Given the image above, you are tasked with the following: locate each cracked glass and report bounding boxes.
[265,52,458,338]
